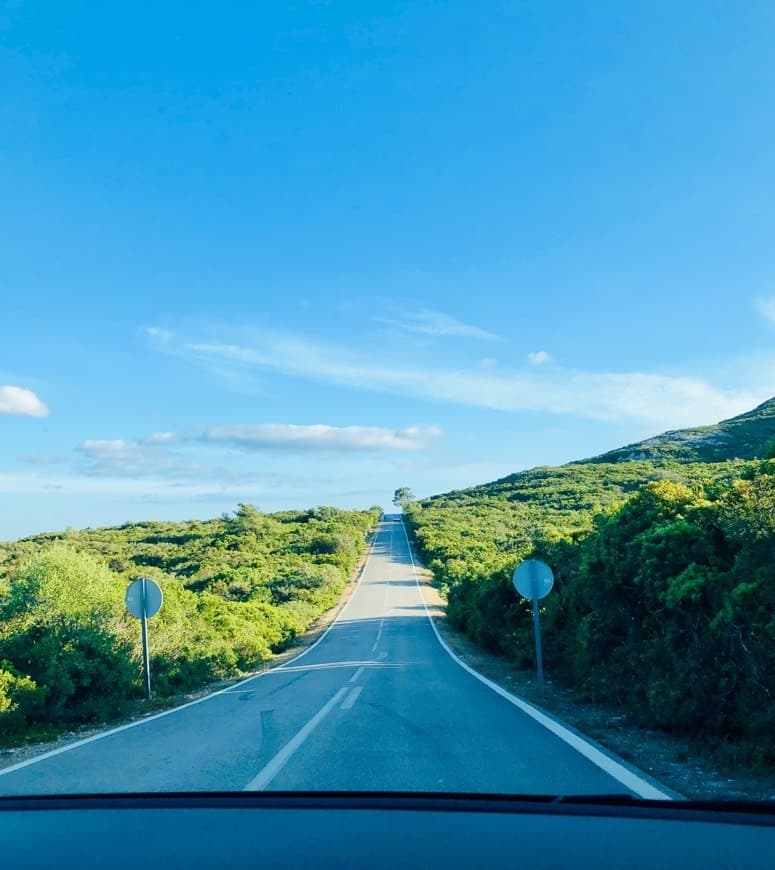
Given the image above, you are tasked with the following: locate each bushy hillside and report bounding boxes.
[406,400,775,765]
[0,504,380,739]
[583,397,775,464]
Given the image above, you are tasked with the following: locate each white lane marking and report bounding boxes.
[370,617,384,653]
[348,667,365,684]
[397,519,674,801]
[0,524,384,780]
[243,687,349,791]
[376,651,387,661]
[340,686,363,711]
[257,661,387,676]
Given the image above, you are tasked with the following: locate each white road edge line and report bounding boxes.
[397,518,673,801]
[0,523,384,780]
[243,687,349,791]
[340,686,363,711]
[348,667,365,684]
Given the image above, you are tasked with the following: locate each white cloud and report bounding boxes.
[377,309,499,341]
[80,439,131,455]
[757,297,775,325]
[0,386,50,418]
[202,423,442,452]
[74,419,434,483]
[527,351,552,366]
[143,431,178,444]
[166,331,761,428]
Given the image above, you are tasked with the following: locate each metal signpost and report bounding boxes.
[125,577,163,701]
[512,559,554,692]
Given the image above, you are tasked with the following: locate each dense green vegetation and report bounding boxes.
[0,504,380,738]
[407,399,775,765]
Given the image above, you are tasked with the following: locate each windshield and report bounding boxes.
[1,2,773,803]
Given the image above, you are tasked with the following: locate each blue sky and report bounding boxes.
[2,1,774,539]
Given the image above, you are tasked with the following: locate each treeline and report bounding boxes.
[407,462,774,766]
[0,504,380,739]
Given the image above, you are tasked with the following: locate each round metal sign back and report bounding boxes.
[125,577,163,619]
[513,558,554,601]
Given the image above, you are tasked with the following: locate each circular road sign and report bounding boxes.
[125,577,163,619]
[513,559,554,601]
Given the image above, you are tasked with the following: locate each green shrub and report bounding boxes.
[0,662,45,735]
[0,547,137,722]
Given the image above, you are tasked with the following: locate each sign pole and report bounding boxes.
[125,576,162,702]
[532,596,544,692]
[141,578,152,701]
[513,559,554,695]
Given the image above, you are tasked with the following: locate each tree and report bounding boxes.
[392,487,415,510]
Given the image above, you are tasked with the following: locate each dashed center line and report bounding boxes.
[371,617,385,653]
[348,666,365,683]
[340,686,363,711]
[243,687,348,791]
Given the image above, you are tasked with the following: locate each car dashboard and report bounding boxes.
[1,792,773,869]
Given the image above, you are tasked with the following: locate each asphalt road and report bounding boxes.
[0,517,669,797]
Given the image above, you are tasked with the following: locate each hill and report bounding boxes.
[582,397,775,464]
[415,397,775,548]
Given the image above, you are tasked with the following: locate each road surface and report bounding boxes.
[0,517,669,797]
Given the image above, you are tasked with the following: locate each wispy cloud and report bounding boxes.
[145,326,175,343]
[75,438,287,490]
[77,439,190,479]
[757,297,775,325]
[202,423,442,452]
[155,329,761,428]
[75,439,270,483]
[376,308,500,341]
[74,419,439,482]
[0,472,273,499]
[142,431,179,444]
[527,350,552,366]
[0,386,50,418]
[5,440,337,505]
[17,454,65,465]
